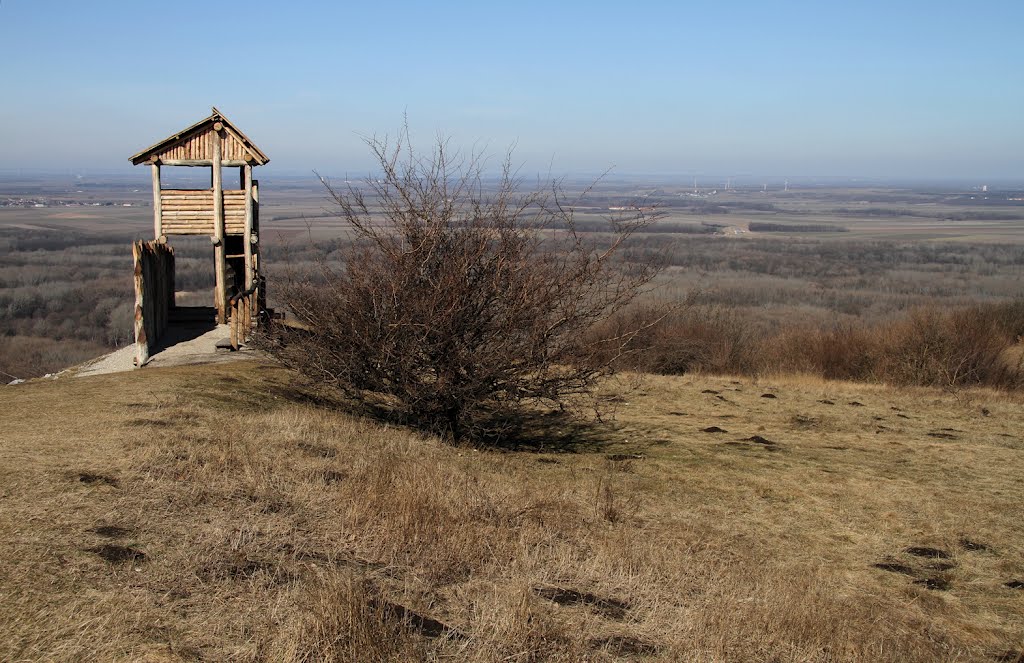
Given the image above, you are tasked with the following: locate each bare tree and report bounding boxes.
[263,128,663,440]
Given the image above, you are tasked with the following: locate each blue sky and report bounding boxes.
[1,0,1022,179]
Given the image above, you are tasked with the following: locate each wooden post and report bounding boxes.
[151,162,162,239]
[243,164,253,292]
[212,124,227,324]
[252,179,263,313]
[243,295,251,339]
[133,241,149,367]
[230,300,238,350]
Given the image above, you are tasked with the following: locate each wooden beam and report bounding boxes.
[212,128,227,324]
[151,163,162,239]
[243,164,253,291]
[152,159,252,167]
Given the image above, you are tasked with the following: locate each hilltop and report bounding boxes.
[1,361,1022,661]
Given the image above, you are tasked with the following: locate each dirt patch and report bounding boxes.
[960,539,991,552]
[296,441,337,458]
[77,472,119,487]
[791,414,819,428]
[89,525,133,538]
[533,586,631,620]
[277,544,384,572]
[227,559,276,579]
[90,544,146,564]
[701,426,728,434]
[906,547,950,559]
[201,557,294,584]
[590,635,660,656]
[873,562,915,575]
[914,577,951,591]
[743,435,778,448]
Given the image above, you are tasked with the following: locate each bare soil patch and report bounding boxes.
[89,544,145,564]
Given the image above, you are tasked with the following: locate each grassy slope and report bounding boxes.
[0,361,1022,662]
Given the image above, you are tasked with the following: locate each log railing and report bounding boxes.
[228,280,260,350]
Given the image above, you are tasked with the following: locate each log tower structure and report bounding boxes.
[128,107,269,366]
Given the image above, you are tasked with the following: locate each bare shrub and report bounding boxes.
[596,300,759,376]
[876,305,1021,389]
[262,130,662,439]
[617,298,1024,389]
[0,335,108,380]
[768,324,879,381]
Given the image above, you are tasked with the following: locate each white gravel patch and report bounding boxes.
[76,324,253,377]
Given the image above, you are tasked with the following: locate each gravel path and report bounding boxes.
[76,324,253,377]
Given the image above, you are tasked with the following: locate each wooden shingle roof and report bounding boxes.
[129,107,269,166]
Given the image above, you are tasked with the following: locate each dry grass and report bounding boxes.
[1,361,1023,661]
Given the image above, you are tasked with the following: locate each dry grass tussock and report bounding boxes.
[1,361,1023,661]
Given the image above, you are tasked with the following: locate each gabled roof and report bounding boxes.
[129,107,270,166]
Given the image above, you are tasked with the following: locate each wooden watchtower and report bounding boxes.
[129,107,269,365]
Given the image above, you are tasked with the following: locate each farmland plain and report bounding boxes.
[2,173,1023,379]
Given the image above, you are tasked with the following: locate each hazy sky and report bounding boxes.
[1,0,1022,179]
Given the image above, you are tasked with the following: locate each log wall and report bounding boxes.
[160,189,247,235]
[133,240,175,367]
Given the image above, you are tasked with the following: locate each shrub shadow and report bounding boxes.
[267,382,619,453]
[467,409,620,453]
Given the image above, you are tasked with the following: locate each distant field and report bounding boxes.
[2,176,1023,379]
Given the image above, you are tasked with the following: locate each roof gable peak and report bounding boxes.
[129,108,269,166]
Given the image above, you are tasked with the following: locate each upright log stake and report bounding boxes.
[133,241,148,366]
[243,163,254,296]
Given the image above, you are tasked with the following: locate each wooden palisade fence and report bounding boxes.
[133,240,175,366]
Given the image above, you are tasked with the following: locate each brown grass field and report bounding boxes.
[1,359,1022,661]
